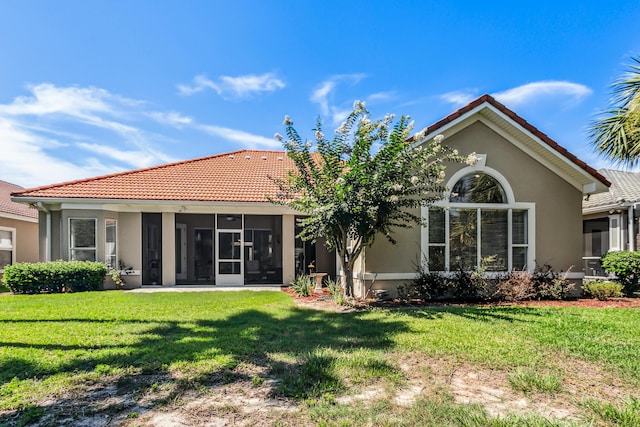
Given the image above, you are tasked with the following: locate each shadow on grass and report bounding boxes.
[0,305,406,425]
[398,304,545,323]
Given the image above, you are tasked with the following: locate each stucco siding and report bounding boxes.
[440,121,584,272]
[0,217,38,264]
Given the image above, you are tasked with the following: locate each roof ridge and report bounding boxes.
[11,149,276,196]
[424,94,611,188]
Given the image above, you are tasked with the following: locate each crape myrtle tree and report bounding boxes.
[590,56,640,166]
[271,101,468,297]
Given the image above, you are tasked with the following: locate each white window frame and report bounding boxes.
[69,218,97,261]
[421,163,535,272]
[0,226,16,272]
[105,218,117,268]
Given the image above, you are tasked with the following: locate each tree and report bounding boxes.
[589,56,640,167]
[272,101,465,297]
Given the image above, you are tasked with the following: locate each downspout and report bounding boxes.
[629,205,635,252]
[37,202,51,261]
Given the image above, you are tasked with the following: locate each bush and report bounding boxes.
[398,262,450,302]
[533,264,575,300]
[290,275,314,297]
[324,278,346,305]
[601,251,640,296]
[3,260,107,294]
[448,257,496,302]
[494,270,536,302]
[583,281,624,300]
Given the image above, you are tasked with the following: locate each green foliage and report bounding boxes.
[583,398,640,427]
[583,281,624,300]
[325,277,346,305]
[508,368,563,395]
[448,257,496,302]
[3,260,107,294]
[398,260,450,302]
[532,265,575,300]
[601,251,640,295]
[290,275,314,297]
[272,102,462,296]
[589,56,640,168]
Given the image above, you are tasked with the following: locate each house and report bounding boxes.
[0,180,39,277]
[582,169,640,277]
[11,95,609,296]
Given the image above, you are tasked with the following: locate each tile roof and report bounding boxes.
[1,180,39,218]
[12,95,609,204]
[583,169,640,210]
[12,150,295,203]
[422,94,611,188]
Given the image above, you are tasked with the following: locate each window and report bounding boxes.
[69,218,97,261]
[423,169,533,272]
[0,227,16,271]
[105,219,117,268]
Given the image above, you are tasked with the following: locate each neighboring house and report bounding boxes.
[582,169,640,277]
[0,180,39,276]
[12,95,609,296]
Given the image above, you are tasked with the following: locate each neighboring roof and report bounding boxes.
[12,150,295,203]
[583,169,640,211]
[0,180,39,219]
[421,94,611,191]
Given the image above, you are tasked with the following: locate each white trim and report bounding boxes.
[105,218,117,268]
[422,165,536,272]
[359,272,417,280]
[444,162,516,204]
[0,226,17,272]
[68,217,97,261]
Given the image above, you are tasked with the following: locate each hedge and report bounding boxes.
[601,251,640,296]
[2,260,107,294]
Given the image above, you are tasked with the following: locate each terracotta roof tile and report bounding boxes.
[13,150,295,203]
[13,96,609,203]
[1,180,39,218]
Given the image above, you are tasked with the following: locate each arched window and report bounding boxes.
[423,165,533,272]
[450,173,507,203]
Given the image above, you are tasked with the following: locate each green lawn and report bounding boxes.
[1,291,639,426]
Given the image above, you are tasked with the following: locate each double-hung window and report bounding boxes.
[0,227,16,271]
[424,169,533,272]
[69,218,97,261]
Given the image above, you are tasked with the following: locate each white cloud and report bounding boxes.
[148,111,193,127]
[439,89,479,107]
[309,74,367,125]
[367,91,396,102]
[197,124,281,149]
[76,143,159,169]
[178,72,285,99]
[493,81,592,107]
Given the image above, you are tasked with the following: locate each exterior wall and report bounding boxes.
[0,216,39,266]
[282,215,296,285]
[118,212,142,288]
[440,121,583,273]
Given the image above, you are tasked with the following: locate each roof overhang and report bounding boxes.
[414,99,610,195]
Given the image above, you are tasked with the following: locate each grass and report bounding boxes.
[0,291,639,425]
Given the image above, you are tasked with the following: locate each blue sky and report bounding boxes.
[1,1,639,188]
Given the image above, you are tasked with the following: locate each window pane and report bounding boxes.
[428,208,445,243]
[217,214,242,229]
[0,230,13,249]
[70,219,95,248]
[71,249,96,262]
[219,261,241,275]
[0,250,11,269]
[513,247,528,270]
[481,210,508,271]
[450,173,507,203]
[105,219,117,268]
[512,210,528,244]
[428,246,445,271]
[449,208,477,269]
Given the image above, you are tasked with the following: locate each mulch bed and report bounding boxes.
[280,287,640,309]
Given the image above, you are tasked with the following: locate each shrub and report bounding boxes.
[533,264,575,300]
[398,261,450,302]
[448,257,496,302]
[3,260,107,294]
[583,281,624,300]
[601,251,640,296]
[290,275,314,297]
[324,278,346,305]
[494,270,537,302]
